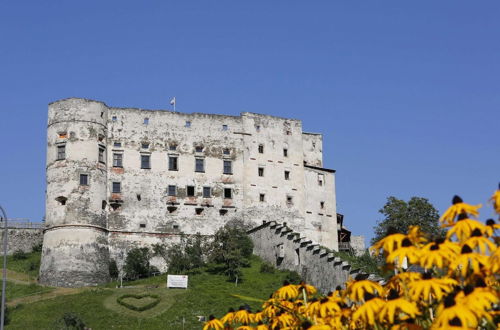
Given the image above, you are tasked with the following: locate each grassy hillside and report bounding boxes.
[4,253,295,330]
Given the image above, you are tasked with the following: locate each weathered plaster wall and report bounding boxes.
[248,222,381,293]
[350,235,366,256]
[0,228,43,255]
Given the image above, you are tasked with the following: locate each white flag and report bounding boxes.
[170,97,176,105]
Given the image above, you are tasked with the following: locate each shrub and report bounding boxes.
[259,262,275,274]
[12,249,27,260]
[123,247,151,280]
[109,259,119,279]
[31,243,43,253]
[26,260,39,272]
[116,293,161,312]
[284,271,302,284]
[159,233,207,274]
[53,312,86,330]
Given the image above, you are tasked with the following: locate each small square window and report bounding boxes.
[139,223,146,228]
[255,125,261,132]
[58,132,67,139]
[185,121,191,128]
[187,185,195,197]
[169,144,177,151]
[167,185,177,196]
[203,187,211,198]
[258,167,264,177]
[224,188,232,199]
[259,193,265,202]
[80,174,88,186]
[144,118,149,125]
[169,156,178,171]
[258,144,264,153]
[141,143,149,149]
[112,116,117,121]
[141,155,151,169]
[195,158,205,172]
[114,142,122,148]
[320,201,325,209]
[56,144,66,160]
[195,208,204,215]
[318,174,324,186]
[283,148,288,157]
[286,195,293,205]
[112,182,121,193]
[98,147,105,164]
[223,160,232,174]
[284,171,290,180]
[222,124,228,131]
[195,146,203,153]
[113,153,123,167]
[222,148,230,155]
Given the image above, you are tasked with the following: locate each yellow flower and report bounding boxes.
[276,312,297,327]
[385,272,422,294]
[456,284,498,319]
[235,307,252,324]
[419,239,460,269]
[371,232,407,256]
[203,315,224,330]
[448,244,489,277]
[346,279,384,302]
[386,239,420,267]
[220,308,236,325]
[446,215,488,242]
[305,298,322,317]
[407,225,427,246]
[237,326,253,330]
[440,195,481,226]
[252,310,264,323]
[488,245,500,273]
[255,322,269,330]
[408,273,457,301]
[462,230,497,254]
[378,290,420,324]
[351,294,385,326]
[297,281,317,297]
[273,281,299,300]
[490,185,500,214]
[433,294,479,329]
[319,297,341,318]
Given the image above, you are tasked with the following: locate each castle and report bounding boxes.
[40,98,341,287]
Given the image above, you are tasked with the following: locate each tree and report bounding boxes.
[155,233,206,274]
[123,247,151,279]
[371,196,444,244]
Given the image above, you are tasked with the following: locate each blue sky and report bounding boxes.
[0,1,498,244]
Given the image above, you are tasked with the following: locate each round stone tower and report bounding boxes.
[39,98,110,287]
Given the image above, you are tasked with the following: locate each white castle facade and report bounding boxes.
[40,98,340,287]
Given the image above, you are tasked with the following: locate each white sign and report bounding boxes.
[167,275,188,289]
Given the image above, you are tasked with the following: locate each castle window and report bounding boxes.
[168,207,177,214]
[169,144,177,151]
[114,142,122,148]
[318,174,324,186]
[286,195,293,205]
[224,188,232,199]
[283,148,288,157]
[56,144,66,160]
[203,186,211,198]
[112,182,121,193]
[144,118,149,125]
[98,146,105,164]
[195,146,203,153]
[258,144,264,153]
[79,174,89,186]
[185,121,191,128]
[102,200,107,210]
[168,156,178,171]
[187,185,195,197]
[98,134,104,142]
[284,171,290,180]
[137,194,141,201]
[255,125,261,132]
[139,223,146,228]
[141,143,149,149]
[222,124,228,131]
[222,148,230,155]
[258,167,264,177]
[141,155,151,169]
[286,130,292,135]
[113,153,123,167]
[223,160,232,174]
[56,196,67,205]
[58,132,67,139]
[320,201,325,209]
[195,208,204,215]
[219,209,228,216]
[195,158,205,172]
[259,193,265,202]
[112,116,117,121]
[167,185,177,196]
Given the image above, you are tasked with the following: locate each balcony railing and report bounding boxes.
[1,218,44,229]
[338,242,352,251]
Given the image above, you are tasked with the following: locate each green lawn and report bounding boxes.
[2,282,52,301]
[6,251,41,279]
[6,256,293,329]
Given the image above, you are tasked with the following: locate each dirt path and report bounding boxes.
[0,269,35,284]
[7,287,85,307]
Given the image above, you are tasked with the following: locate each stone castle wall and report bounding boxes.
[0,228,43,255]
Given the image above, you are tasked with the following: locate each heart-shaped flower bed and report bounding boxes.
[117,294,161,312]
